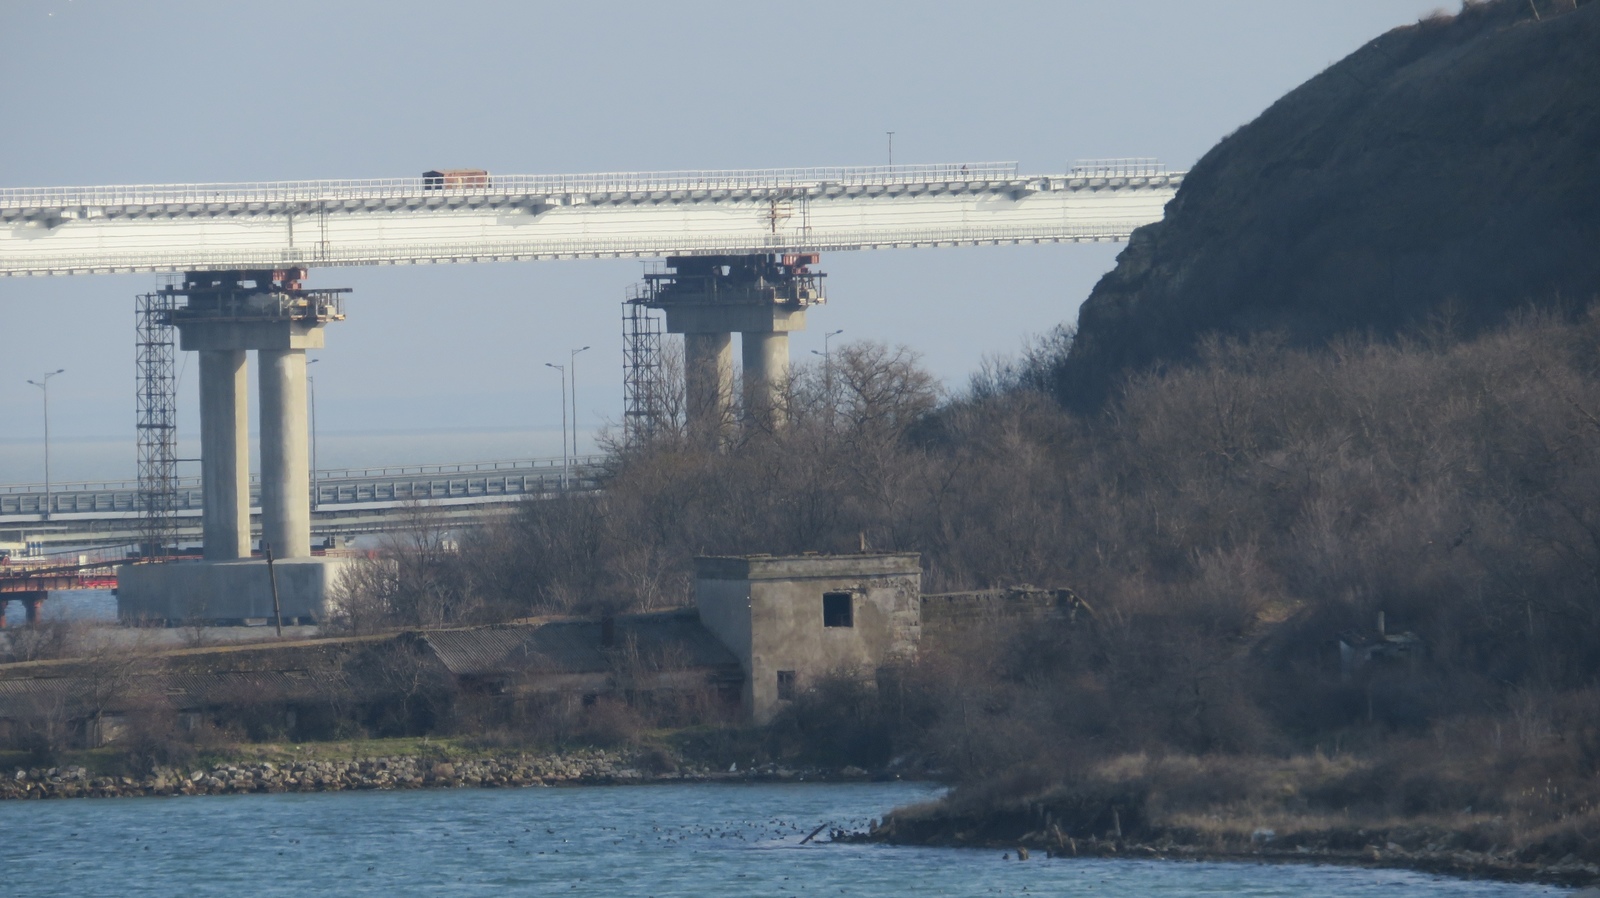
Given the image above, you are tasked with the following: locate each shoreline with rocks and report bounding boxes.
[840,811,1600,889]
[9,753,1596,889]
[2,751,880,801]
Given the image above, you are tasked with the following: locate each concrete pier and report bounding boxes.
[198,349,250,560]
[22,594,43,627]
[120,270,347,625]
[118,557,347,626]
[684,332,734,447]
[741,331,790,427]
[639,254,823,446]
[259,348,311,559]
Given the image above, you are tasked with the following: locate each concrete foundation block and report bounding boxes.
[117,557,351,625]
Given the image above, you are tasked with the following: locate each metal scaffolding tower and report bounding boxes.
[621,297,666,445]
[135,288,178,558]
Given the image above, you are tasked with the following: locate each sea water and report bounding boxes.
[0,781,1570,897]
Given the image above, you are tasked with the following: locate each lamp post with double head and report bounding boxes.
[810,328,844,400]
[545,362,568,491]
[26,369,65,521]
[810,329,844,433]
[569,345,590,461]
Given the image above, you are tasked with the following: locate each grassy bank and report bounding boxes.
[866,751,1600,887]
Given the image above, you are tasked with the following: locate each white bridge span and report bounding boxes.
[0,160,1180,276]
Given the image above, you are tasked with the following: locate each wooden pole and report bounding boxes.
[265,542,284,637]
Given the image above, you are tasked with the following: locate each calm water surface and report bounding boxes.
[0,782,1572,897]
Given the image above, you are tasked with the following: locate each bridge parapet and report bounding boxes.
[0,163,1023,212]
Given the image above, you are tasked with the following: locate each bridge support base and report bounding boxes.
[116,557,351,626]
[172,270,344,562]
[638,254,823,447]
[2,592,48,628]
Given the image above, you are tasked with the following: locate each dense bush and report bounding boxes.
[444,306,1600,783]
[313,302,1600,850]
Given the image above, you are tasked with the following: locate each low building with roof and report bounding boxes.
[0,552,1093,746]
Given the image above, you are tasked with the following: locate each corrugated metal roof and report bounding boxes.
[157,670,337,705]
[0,677,72,701]
[422,611,740,677]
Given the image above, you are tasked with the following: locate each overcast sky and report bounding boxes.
[0,0,1449,482]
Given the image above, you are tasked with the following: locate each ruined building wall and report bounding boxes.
[918,587,1073,647]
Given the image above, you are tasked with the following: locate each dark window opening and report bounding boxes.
[823,592,854,627]
[777,670,797,701]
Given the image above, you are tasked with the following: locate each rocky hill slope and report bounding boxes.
[1059,0,1600,407]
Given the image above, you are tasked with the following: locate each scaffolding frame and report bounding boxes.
[135,288,179,558]
[622,300,666,445]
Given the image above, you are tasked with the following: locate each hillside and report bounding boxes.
[1058,0,1600,407]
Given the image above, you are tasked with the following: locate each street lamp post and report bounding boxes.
[308,358,320,511]
[26,369,65,521]
[545,362,568,491]
[810,329,843,431]
[810,328,844,398]
[569,345,590,461]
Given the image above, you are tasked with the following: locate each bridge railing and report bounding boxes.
[1069,157,1167,178]
[0,456,603,496]
[0,164,1023,210]
[314,455,605,480]
[0,456,608,517]
[0,457,611,515]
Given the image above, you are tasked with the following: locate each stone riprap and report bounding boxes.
[2,753,868,800]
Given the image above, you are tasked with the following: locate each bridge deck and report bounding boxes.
[0,161,1180,276]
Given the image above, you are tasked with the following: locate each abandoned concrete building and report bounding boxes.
[0,553,1076,746]
[695,553,923,722]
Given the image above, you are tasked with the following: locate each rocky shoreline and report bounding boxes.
[11,754,1596,888]
[2,752,876,800]
[846,816,1600,889]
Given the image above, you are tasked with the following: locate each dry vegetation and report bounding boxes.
[8,299,1598,870]
[389,302,1599,867]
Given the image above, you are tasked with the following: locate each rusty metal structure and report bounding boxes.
[633,254,825,309]
[421,168,491,190]
[165,268,348,328]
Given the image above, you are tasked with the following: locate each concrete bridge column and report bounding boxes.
[741,331,790,428]
[0,599,8,629]
[258,348,311,559]
[641,254,820,445]
[21,593,44,627]
[684,332,733,448]
[198,349,250,560]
